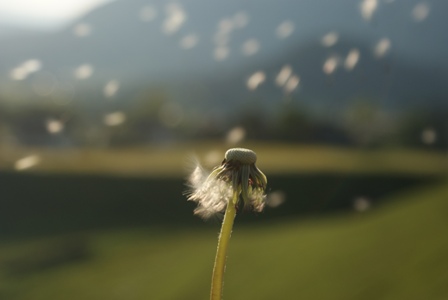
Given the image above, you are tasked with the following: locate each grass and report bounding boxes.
[1,179,447,300]
[1,142,447,176]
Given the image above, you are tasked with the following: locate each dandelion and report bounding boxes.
[188,148,267,218]
[186,148,267,300]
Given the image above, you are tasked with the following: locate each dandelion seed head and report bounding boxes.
[186,148,267,219]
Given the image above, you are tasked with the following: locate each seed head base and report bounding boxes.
[225,148,257,164]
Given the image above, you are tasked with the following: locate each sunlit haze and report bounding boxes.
[0,0,115,29]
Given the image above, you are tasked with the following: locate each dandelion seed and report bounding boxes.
[242,38,260,56]
[247,71,266,90]
[213,46,230,61]
[344,48,360,70]
[162,3,187,35]
[266,191,286,208]
[354,197,371,212]
[374,38,391,58]
[323,56,339,74]
[15,155,41,171]
[276,20,295,39]
[421,128,436,145]
[321,31,339,47]
[10,67,28,81]
[226,126,246,145]
[74,64,94,80]
[73,23,92,37]
[180,34,199,49]
[360,0,378,21]
[46,119,64,134]
[22,59,42,73]
[284,75,300,93]
[412,3,430,22]
[103,80,120,98]
[276,65,293,87]
[103,111,126,126]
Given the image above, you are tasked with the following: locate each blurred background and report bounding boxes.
[0,0,447,299]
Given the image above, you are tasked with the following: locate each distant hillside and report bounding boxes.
[0,0,447,118]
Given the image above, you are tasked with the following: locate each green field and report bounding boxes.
[1,178,447,300]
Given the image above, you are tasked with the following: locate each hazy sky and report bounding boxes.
[0,0,115,29]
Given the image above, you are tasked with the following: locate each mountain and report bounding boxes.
[0,23,44,39]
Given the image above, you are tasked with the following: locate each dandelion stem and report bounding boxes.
[210,191,238,300]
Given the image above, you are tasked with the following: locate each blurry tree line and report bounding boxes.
[0,89,446,150]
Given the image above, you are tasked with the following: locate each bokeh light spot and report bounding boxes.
[360,0,378,21]
[218,18,234,34]
[266,191,286,208]
[323,57,339,74]
[162,3,187,35]
[9,67,28,81]
[276,20,294,39]
[421,128,436,145]
[242,38,260,56]
[354,197,371,212]
[284,75,300,93]
[344,48,360,71]
[9,59,42,80]
[46,119,64,134]
[246,71,266,90]
[14,155,41,171]
[321,31,339,47]
[103,80,120,98]
[73,23,92,37]
[276,65,293,87]
[374,38,391,58]
[214,47,230,61]
[104,112,126,126]
[22,59,42,73]
[412,3,430,22]
[180,34,199,49]
[74,64,94,80]
[226,126,246,145]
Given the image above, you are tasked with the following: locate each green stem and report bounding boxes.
[210,191,238,300]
